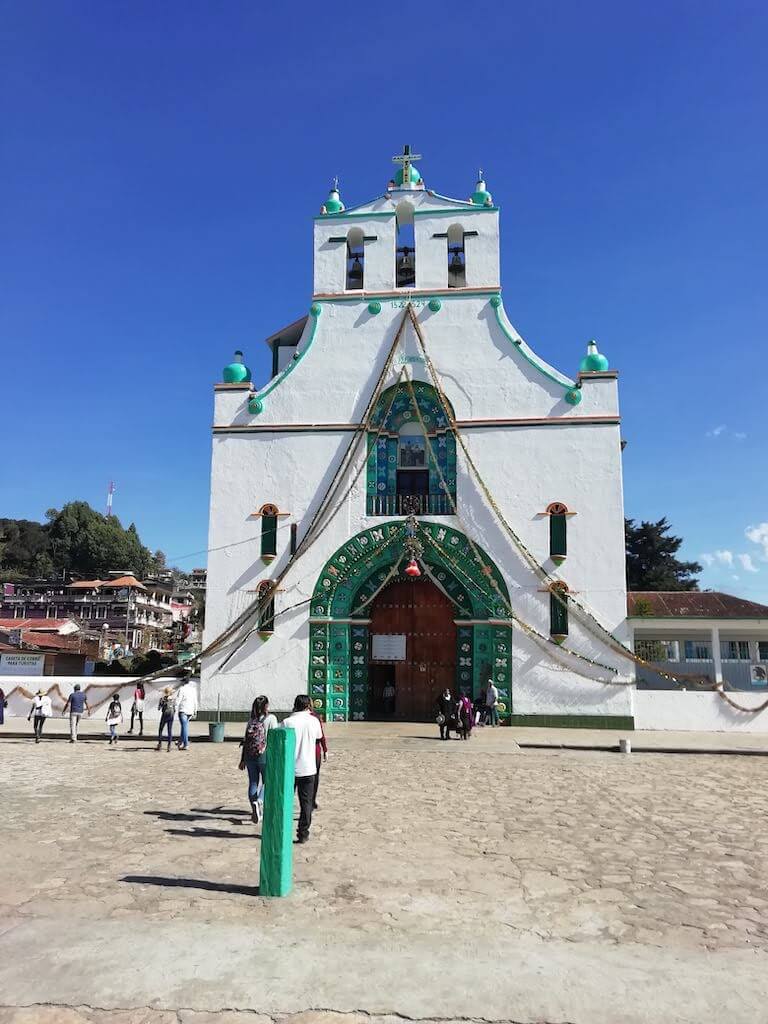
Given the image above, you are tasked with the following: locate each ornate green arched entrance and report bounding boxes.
[308,521,513,722]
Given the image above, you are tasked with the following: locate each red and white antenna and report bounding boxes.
[106,481,115,517]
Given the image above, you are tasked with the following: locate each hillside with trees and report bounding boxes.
[0,501,165,581]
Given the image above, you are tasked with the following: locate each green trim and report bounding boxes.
[509,714,634,730]
[251,308,321,409]
[491,297,576,393]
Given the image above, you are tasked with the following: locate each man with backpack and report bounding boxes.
[238,695,277,823]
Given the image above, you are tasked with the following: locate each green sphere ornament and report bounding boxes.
[564,388,582,406]
[248,396,263,415]
[368,300,382,315]
[222,350,251,384]
[490,295,502,309]
[310,303,322,318]
[579,340,609,373]
[394,164,422,186]
[428,298,442,312]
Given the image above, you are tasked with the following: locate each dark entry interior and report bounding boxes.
[368,576,457,721]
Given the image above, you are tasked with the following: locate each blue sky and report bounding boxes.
[2,1,767,596]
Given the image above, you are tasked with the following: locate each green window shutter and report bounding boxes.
[261,515,278,557]
[550,589,569,637]
[550,513,567,558]
[258,584,275,632]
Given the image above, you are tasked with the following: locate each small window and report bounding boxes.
[346,227,365,290]
[549,582,569,640]
[758,641,768,662]
[260,503,278,561]
[635,639,679,662]
[720,640,751,661]
[546,502,569,562]
[447,223,466,288]
[257,581,275,634]
[684,640,712,662]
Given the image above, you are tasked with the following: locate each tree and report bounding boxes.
[0,501,158,582]
[625,517,701,591]
[0,519,53,577]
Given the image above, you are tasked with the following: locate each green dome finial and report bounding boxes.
[321,176,345,215]
[471,168,493,206]
[579,340,610,373]
[223,349,251,384]
[391,143,423,187]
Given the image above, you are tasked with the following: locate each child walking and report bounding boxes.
[105,693,123,745]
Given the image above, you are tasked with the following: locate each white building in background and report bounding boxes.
[202,147,634,725]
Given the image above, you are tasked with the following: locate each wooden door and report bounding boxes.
[368,577,456,721]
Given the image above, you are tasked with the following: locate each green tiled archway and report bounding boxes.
[308,520,513,722]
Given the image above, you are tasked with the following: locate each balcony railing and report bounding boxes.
[366,493,454,516]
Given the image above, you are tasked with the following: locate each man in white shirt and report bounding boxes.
[486,679,500,727]
[28,689,53,743]
[174,672,199,751]
[283,694,323,843]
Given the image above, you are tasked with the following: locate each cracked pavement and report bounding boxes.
[1,723,767,1023]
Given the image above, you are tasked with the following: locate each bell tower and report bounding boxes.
[312,148,501,297]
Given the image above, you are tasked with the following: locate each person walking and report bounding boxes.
[0,687,7,727]
[486,679,500,727]
[476,688,487,726]
[238,695,278,823]
[175,673,198,751]
[283,694,322,844]
[105,693,123,745]
[156,686,175,751]
[28,689,52,743]
[62,684,91,742]
[310,708,328,810]
[457,693,473,740]
[128,682,146,736]
[436,688,454,740]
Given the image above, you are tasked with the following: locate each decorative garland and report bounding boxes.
[405,306,764,710]
[401,372,622,678]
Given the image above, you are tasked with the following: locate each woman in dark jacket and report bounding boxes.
[436,689,454,741]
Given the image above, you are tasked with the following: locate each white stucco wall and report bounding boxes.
[634,690,768,732]
[0,675,199,721]
[203,174,632,719]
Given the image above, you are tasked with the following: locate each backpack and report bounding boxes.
[243,717,268,758]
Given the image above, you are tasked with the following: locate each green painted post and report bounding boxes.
[259,727,295,897]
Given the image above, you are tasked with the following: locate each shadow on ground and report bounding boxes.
[120,874,260,896]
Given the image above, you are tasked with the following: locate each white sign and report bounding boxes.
[371,634,406,661]
[0,653,45,675]
[750,664,768,687]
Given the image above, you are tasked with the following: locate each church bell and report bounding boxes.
[347,255,364,286]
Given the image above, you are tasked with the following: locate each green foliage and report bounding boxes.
[0,519,52,578]
[0,501,160,581]
[625,517,701,591]
[632,597,655,617]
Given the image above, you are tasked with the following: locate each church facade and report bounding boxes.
[202,149,634,726]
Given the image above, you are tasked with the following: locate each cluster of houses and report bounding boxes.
[0,569,206,676]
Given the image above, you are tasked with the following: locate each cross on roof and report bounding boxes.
[392,144,422,180]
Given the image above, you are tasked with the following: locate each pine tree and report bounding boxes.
[625,517,701,591]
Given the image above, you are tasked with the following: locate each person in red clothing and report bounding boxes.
[310,709,328,810]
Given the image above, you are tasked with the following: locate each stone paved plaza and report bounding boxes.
[1,722,767,1024]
